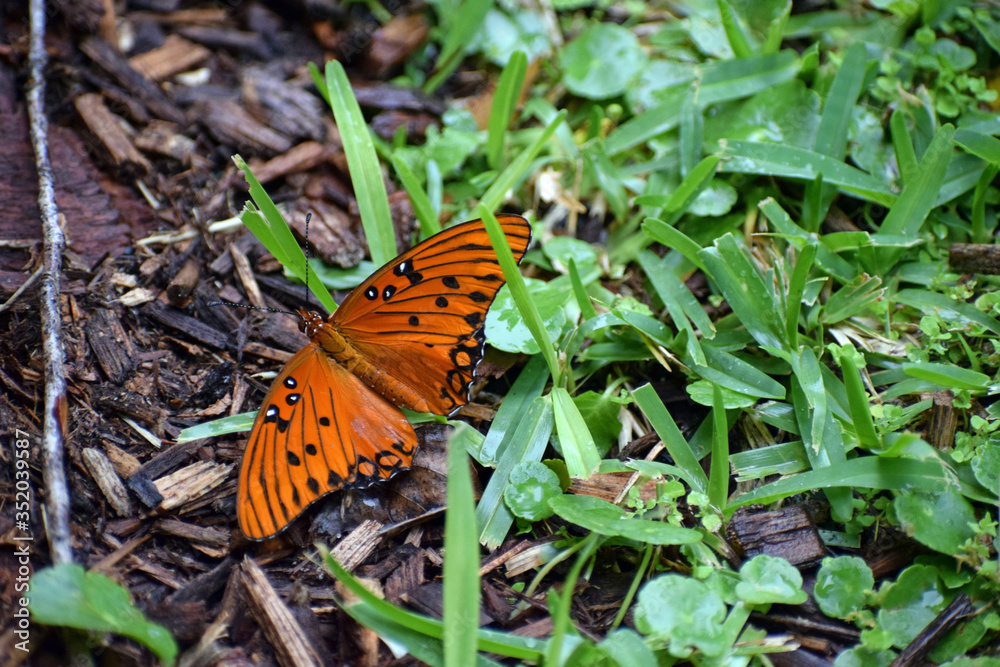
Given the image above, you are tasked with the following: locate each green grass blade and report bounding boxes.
[552,386,601,478]
[762,1,791,54]
[632,383,708,494]
[476,396,554,548]
[954,128,1000,165]
[698,234,786,351]
[425,0,493,94]
[718,1,755,58]
[717,140,895,206]
[481,208,560,384]
[344,601,503,667]
[875,124,956,238]
[698,51,800,106]
[478,355,550,464]
[890,109,918,185]
[488,50,527,170]
[637,248,712,364]
[709,383,730,509]
[728,456,995,511]
[970,164,999,243]
[392,154,441,239]
[545,533,599,666]
[569,258,599,321]
[758,198,854,282]
[834,348,881,450]
[894,289,1000,336]
[323,60,397,267]
[784,243,816,349]
[444,429,480,667]
[814,42,867,159]
[480,111,566,213]
[640,218,709,273]
[320,547,545,659]
[235,156,336,312]
[605,87,686,157]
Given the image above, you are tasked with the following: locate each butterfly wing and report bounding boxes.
[237,343,417,540]
[330,214,531,415]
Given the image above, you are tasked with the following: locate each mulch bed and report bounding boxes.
[0,2,928,665]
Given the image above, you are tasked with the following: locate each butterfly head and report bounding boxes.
[296,309,327,338]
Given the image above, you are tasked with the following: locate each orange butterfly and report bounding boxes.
[237,214,531,540]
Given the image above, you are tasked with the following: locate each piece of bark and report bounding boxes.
[155,518,230,547]
[243,69,326,142]
[51,0,106,31]
[194,99,293,155]
[127,34,211,81]
[949,243,1000,274]
[890,594,975,667]
[384,548,426,603]
[727,506,827,568]
[82,447,134,517]
[926,389,956,450]
[177,25,275,59]
[247,141,331,185]
[133,119,196,162]
[85,307,138,384]
[241,556,323,667]
[129,439,204,485]
[143,300,230,349]
[229,241,267,309]
[361,14,430,79]
[400,582,492,626]
[289,198,364,268]
[153,460,233,511]
[166,257,201,306]
[74,93,152,177]
[91,384,167,428]
[80,36,186,124]
[370,109,438,141]
[567,472,659,506]
[103,442,141,478]
[352,82,446,114]
[329,519,384,572]
[505,541,561,578]
[255,274,312,310]
[168,556,236,605]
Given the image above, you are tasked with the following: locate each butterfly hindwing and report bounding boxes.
[237,344,418,540]
[330,214,531,414]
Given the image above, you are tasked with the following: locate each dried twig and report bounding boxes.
[27,0,73,566]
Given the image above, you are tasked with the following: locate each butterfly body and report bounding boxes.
[237,215,531,540]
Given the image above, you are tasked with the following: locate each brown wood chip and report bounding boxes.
[85,307,138,384]
[74,93,152,177]
[241,556,322,667]
[80,36,186,124]
[727,506,827,568]
[329,519,384,573]
[82,447,134,517]
[153,460,233,511]
[128,34,211,81]
[949,243,1000,274]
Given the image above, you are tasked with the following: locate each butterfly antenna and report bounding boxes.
[206,300,294,316]
[303,212,312,312]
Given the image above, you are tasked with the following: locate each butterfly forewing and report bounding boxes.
[330,214,531,414]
